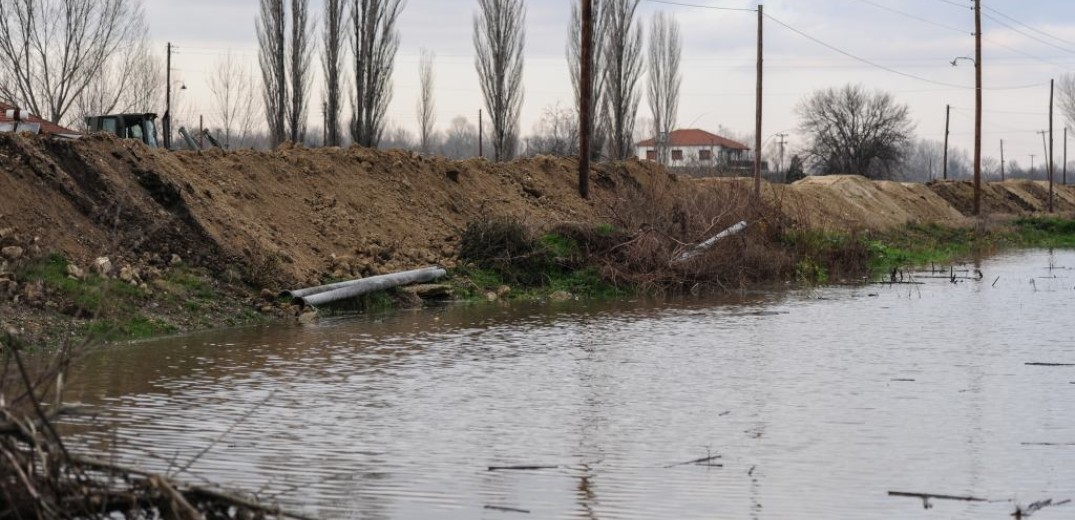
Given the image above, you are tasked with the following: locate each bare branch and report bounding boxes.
[474,0,526,162]
[350,0,406,148]
[646,11,681,166]
[601,0,643,161]
[417,47,436,154]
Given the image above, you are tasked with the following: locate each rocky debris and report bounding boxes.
[401,284,454,301]
[549,290,574,302]
[169,254,183,266]
[91,257,113,277]
[65,263,84,280]
[20,280,45,306]
[118,265,142,285]
[496,285,512,298]
[1,246,23,260]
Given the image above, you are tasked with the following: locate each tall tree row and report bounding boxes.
[568,0,606,160]
[474,0,526,161]
[351,0,406,148]
[417,48,437,154]
[601,0,644,161]
[0,0,151,126]
[323,0,347,146]
[258,0,314,147]
[647,12,681,165]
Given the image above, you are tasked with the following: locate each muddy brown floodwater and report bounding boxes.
[63,249,1075,519]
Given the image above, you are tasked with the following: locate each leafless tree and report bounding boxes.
[288,0,314,143]
[351,0,406,148]
[208,52,260,149]
[524,103,579,157]
[74,27,162,126]
[323,0,347,146]
[568,0,606,160]
[440,115,479,159]
[474,0,526,162]
[1059,74,1075,130]
[601,0,644,161]
[797,84,915,179]
[646,11,681,166]
[0,0,146,125]
[258,0,288,146]
[417,48,437,154]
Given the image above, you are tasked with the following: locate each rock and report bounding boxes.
[1,246,24,260]
[549,290,573,302]
[297,306,319,324]
[169,254,183,266]
[0,228,14,239]
[496,285,512,298]
[404,284,453,300]
[21,280,45,305]
[119,265,141,284]
[65,263,84,280]
[259,305,275,314]
[91,257,113,276]
[485,291,498,302]
[260,288,276,302]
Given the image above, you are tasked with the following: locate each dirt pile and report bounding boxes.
[774,175,966,230]
[928,179,1075,215]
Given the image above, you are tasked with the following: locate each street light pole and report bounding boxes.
[973,0,983,216]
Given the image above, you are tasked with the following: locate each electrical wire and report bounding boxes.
[642,0,756,12]
[982,12,1075,55]
[982,4,1075,50]
[850,0,969,34]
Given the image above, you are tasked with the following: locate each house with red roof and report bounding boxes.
[636,128,750,168]
[0,103,81,139]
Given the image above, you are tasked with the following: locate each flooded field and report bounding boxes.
[64,249,1075,519]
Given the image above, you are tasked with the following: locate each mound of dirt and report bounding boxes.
[0,133,667,288]
[928,179,1075,216]
[776,175,966,230]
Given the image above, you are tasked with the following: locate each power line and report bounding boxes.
[850,0,968,34]
[642,0,755,12]
[982,4,1075,50]
[982,12,1075,55]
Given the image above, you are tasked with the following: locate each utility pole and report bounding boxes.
[164,42,173,150]
[478,109,483,159]
[973,0,983,215]
[198,115,204,149]
[1038,130,1049,182]
[323,102,328,147]
[578,0,593,199]
[1048,78,1054,212]
[1030,154,1037,178]
[1064,127,1068,185]
[753,4,764,198]
[1000,139,1006,181]
[776,132,788,179]
[943,104,951,180]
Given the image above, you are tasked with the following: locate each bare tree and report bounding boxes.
[0,0,146,125]
[417,48,437,154]
[474,0,526,162]
[288,0,314,143]
[1059,74,1075,130]
[440,115,479,159]
[524,103,579,157]
[323,0,347,146]
[351,0,406,148]
[568,0,607,160]
[601,0,644,161]
[258,0,288,147]
[74,28,162,126]
[646,11,681,166]
[797,84,915,179]
[209,52,259,149]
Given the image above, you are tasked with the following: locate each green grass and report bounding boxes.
[1010,217,1075,248]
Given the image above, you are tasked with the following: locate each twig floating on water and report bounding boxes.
[993,276,1001,287]
[485,464,559,472]
[1022,442,1075,446]
[485,505,532,514]
[1014,498,1071,519]
[1026,363,1075,367]
[891,378,916,382]
[665,454,722,468]
[889,491,989,510]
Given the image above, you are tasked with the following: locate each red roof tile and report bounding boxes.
[0,103,81,137]
[637,128,749,150]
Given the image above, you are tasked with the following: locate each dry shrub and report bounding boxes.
[592,174,794,292]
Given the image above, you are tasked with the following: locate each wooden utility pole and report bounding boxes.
[973,0,983,215]
[1030,154,1037,178]
[1048,78,1054,212]
[578,0,593,199]
[478,109,483,158]
[1064,127,1068,185]
[754,5,764,198]
[943,104,951,180]
[164,42,173,150]
[776,132,788,178]
[1000,139,1006,181]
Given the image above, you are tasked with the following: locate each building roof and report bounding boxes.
[636,128,750,150]
[0,103,81,138]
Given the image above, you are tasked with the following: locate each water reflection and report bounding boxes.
[63,250,1075,519]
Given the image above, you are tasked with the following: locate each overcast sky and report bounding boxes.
[147,0,1075,168]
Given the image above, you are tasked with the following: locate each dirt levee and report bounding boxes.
[776,175,966,230]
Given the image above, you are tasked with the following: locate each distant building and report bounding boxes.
[636,128,751,168]
[0,103,81,139]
